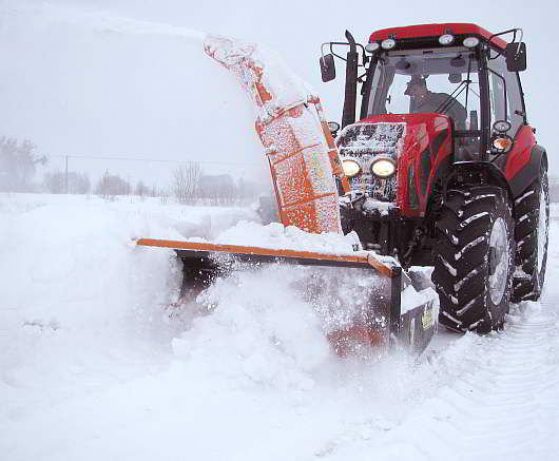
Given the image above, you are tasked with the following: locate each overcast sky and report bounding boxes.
[1,0,557,185]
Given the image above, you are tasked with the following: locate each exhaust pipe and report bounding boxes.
[342,30,358,128]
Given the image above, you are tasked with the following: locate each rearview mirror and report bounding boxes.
[320,54,336,82]
[505,42,527,72]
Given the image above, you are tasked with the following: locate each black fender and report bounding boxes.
[432,146,547,213]
[508,145,547,198]
[435,161,513,210]
[449,160,511,190]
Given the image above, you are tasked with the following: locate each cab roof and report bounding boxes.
[369,23,508,50]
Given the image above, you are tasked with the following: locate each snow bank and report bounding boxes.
[0,194,256,399]
[2,194,559,460]
[0,194,396,460]
[215,220,360,253]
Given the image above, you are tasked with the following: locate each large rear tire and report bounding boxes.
[512,166,549,302]
[432,186,515,333]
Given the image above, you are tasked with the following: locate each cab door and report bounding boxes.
[485,52,536,180]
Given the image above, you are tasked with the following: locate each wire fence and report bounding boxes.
[41,152,267,194]
[35,152,272,205]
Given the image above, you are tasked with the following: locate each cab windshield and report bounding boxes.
[366,47,481,132]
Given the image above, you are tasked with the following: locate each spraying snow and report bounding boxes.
[4,1,206,42]
[0,2,269,184]
[2,193,559,460]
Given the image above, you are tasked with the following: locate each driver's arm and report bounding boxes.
[448,99,467,130]
[432,93,467,130]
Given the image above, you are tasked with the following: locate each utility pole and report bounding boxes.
[64,155,69,194]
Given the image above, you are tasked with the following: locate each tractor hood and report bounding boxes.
[336,113,453,217]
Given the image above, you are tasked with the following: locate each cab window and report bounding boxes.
[366,47,482,132]
[487,53,525,134]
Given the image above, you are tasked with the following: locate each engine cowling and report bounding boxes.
[337,113,453,217]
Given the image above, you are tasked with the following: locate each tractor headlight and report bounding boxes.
[370,157,396,178]
[342,158,361,178]
[492,135,514,153]
[439,34,455,46]
[463,36,480,48]
[365,42,380,53]
[381,38,396,50]
[493,120,512,133]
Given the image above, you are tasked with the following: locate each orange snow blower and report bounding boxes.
[137,35,437,354]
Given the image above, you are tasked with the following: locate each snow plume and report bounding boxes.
[173,261,393,383]
[3,1,205,42]
[0,0,268,185]
[173,266,332,389]
[203,34,312,111]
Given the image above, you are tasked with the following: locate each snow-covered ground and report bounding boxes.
[1,193,558,460]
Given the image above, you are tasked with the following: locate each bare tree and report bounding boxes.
[0,137,46,192]
[43,171,64,194]
[73,172,91,194]
[134,181,150,197]
[95,171,131,198]
[172,162,201,204]
[197,174,239,205]
[44,171,90,194]
[237,177,263,203]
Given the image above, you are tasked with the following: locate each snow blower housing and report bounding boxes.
[321,23,548,332]
[137,239,436,353]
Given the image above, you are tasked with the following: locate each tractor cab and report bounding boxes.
[321,24,528,182]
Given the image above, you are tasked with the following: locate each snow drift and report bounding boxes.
[2,193,559,460]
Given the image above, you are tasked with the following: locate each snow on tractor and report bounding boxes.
[320,23,548,332]
[137,23,548,354]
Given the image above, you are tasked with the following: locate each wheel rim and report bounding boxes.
[537,184,549,274]
[488,217,509,305]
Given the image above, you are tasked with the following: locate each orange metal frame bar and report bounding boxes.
[136,238,395,278]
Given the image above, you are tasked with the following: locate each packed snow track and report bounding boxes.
[1,194,558,460]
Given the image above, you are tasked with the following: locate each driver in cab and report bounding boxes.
[405,75,467,129]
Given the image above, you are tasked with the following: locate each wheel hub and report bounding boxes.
[488,217,509,305]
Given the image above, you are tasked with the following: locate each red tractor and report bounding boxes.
[320,23,549,332]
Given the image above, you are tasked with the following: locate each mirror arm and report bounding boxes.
[489,28,522,44]
[488,28,524,58]
[322,41,367,64]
